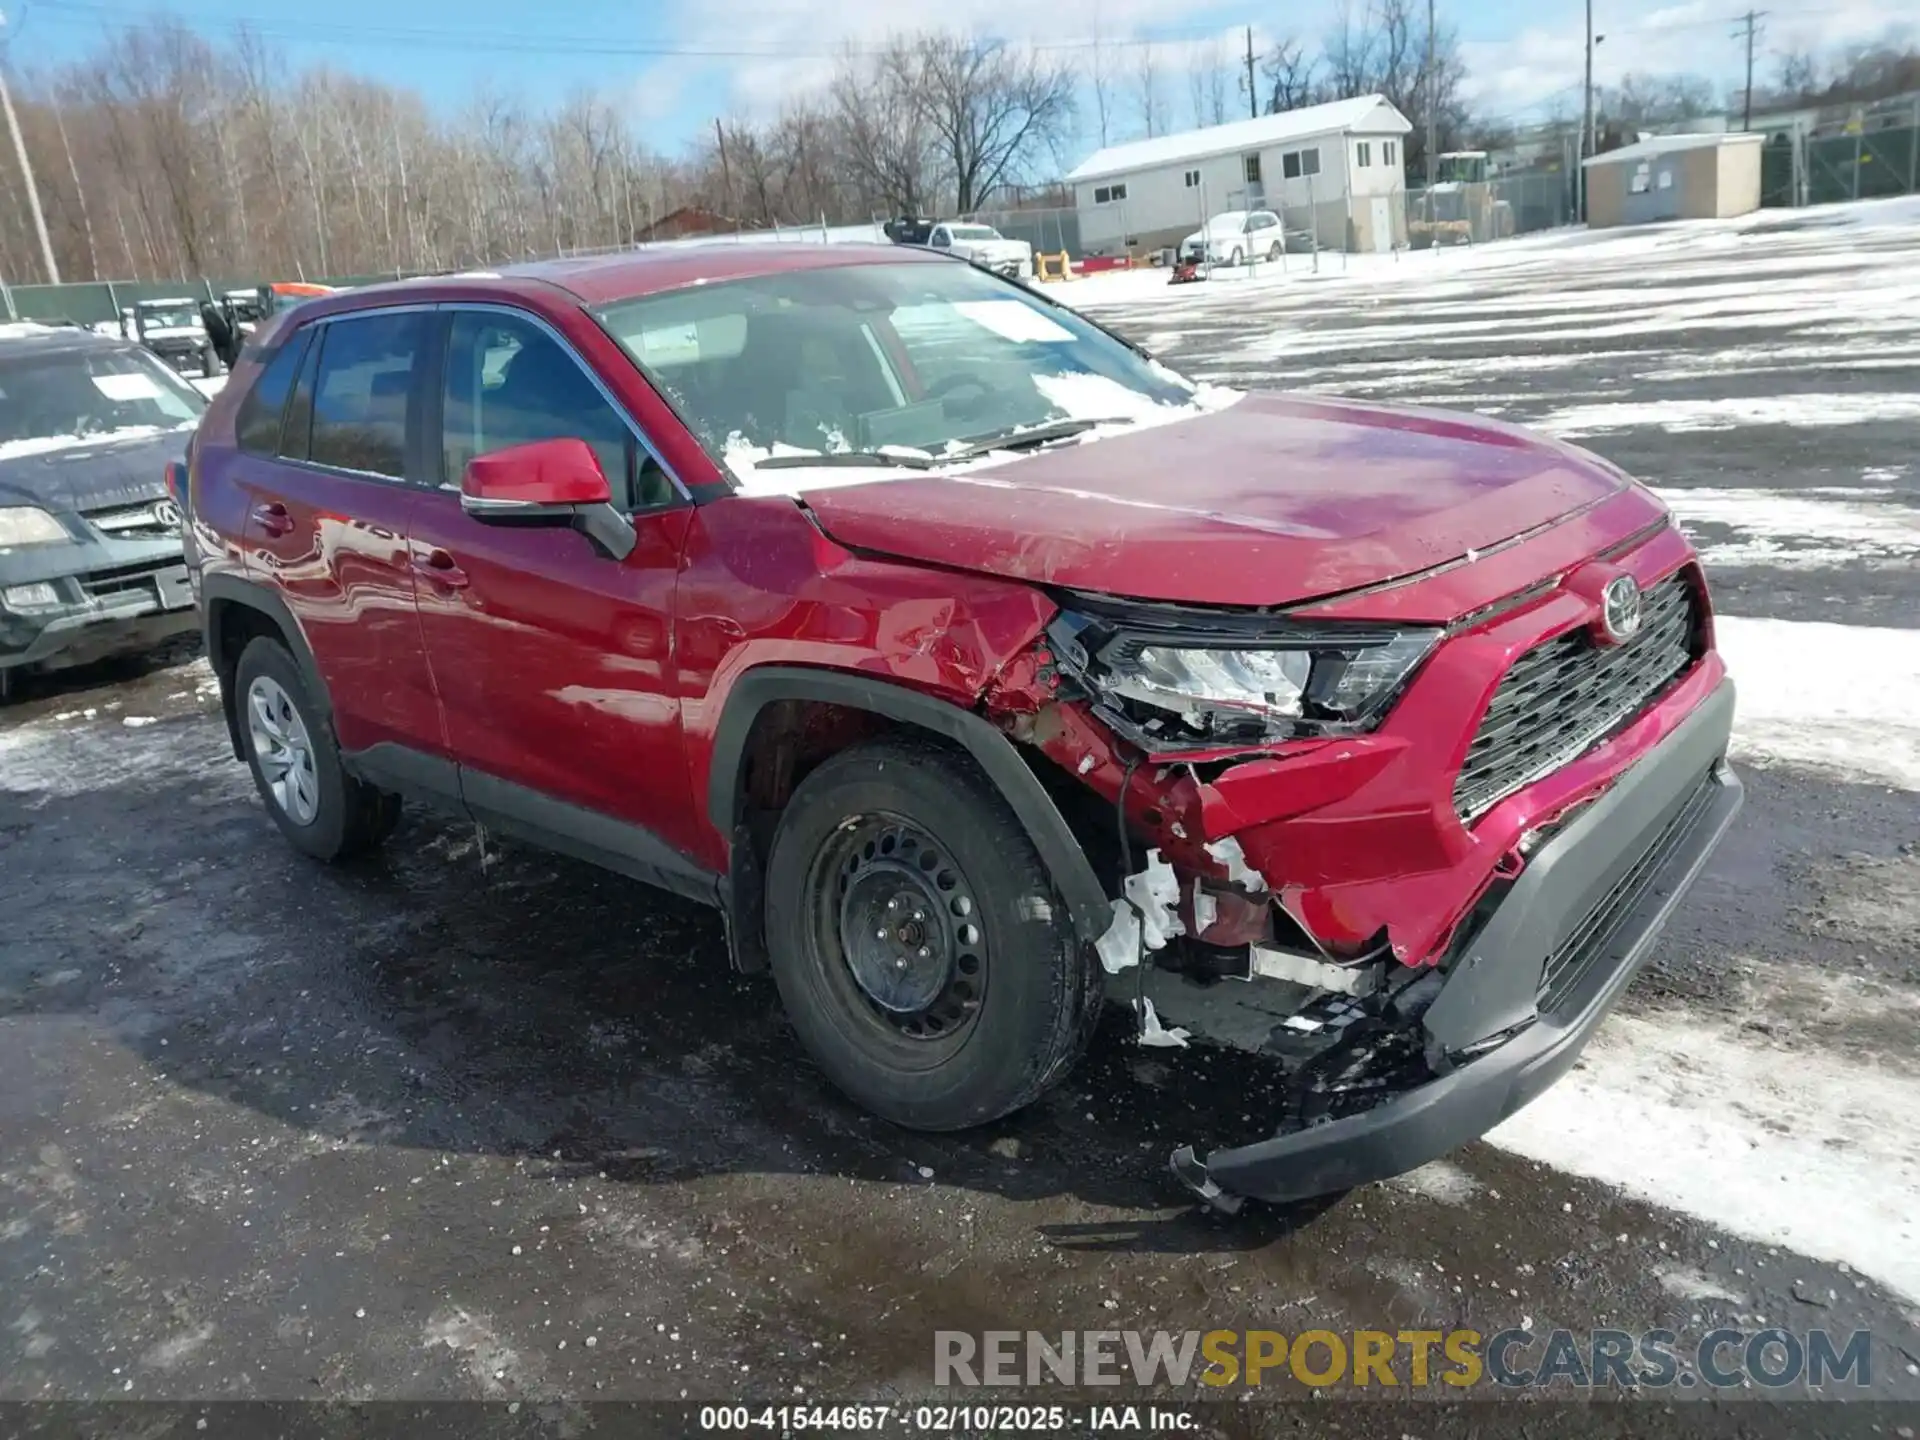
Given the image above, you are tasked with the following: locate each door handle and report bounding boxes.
[411,550,470,590]
[250,501,294,537]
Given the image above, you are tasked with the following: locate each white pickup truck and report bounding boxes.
[886,218,1034,279]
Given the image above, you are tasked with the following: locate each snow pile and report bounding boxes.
[1714,616,1920,791]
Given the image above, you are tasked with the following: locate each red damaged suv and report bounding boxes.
[183,245,1741,1212]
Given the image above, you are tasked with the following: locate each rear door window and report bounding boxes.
[307,312,425,479]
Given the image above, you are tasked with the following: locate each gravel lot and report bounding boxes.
[4,202,1918,1428]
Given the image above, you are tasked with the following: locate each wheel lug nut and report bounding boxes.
[876,928,887,939]
[917,947,930,958]
[913,911,925,922]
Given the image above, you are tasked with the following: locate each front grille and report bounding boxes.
[86,500,179,541]
[80,560,171,600]
[1453,573,1701,822]
[1536,770,1719,1011]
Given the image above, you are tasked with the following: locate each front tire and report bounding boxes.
[235,637,400,862]
[1229,246,1244,266]
[1267,241,1282,262]
[764,735,1100,1131]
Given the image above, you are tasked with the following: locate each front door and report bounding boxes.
[408,306,704,866]
[1371,195,1394,253]
[238,308,444,760]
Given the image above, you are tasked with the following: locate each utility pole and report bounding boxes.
[0,9,59,285]
[1581,0,1594,223]
[1425,0,1437,187]
[1245,26,1258,119]
[1734,10,1767,131]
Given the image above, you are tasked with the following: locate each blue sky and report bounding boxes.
[8,0,1901,163]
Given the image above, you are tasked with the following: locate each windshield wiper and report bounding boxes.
[946,416,1133,462]
[754,450,936,471]
[751,418,1135,474]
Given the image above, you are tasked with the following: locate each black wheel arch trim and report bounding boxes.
[708,665,1112,944]
[200,572,330,761]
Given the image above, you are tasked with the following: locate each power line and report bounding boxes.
[29,0,1271,58]
[1734,8,1769,130]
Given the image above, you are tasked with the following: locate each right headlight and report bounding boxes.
[1048,605,1440,750]
[0,506,71,548]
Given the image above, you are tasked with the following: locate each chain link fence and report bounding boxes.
[1402,171,1573,248]
[1803,96,1920,205]
[954,205,1080,259]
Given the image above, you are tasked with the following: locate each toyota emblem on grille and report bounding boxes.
[152,500,183,530]
[1600,575,1643,644]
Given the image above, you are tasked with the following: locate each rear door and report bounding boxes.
[407,304,704,870]
[238,307,446,765]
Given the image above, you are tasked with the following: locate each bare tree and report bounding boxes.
[1086,10,1117,148]
[1186,39,1232,129]
[1133,42,1167,139]
[1262,36,1316,113]
[913,34,1076,214]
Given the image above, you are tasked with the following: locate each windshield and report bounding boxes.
[595,261,1212,489]
[138,303,200,331]
[0,345,205,458]
[946,226,1001,240]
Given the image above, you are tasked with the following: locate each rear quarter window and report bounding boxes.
[235,331,311,455]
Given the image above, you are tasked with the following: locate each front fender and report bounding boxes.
[707,665,1111,945]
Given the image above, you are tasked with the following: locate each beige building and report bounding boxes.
[1581,132,1766,228]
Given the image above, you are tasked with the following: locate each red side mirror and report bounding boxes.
[461,437,611,512]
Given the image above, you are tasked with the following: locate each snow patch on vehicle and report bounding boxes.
[0,422,192,461]
[1485,1005,1920,1305]
[723,386,1242,497]
[1717,616,1920,791]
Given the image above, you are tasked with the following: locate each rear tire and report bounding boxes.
[764,735,1100,1131]
[234,636,400,862]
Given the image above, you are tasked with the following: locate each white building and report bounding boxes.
[1066,95,1413,257]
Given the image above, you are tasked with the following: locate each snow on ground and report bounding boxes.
[1541,393,1920,438]
[1656,482,1920,571]
[1487,1006,1920,1304]
[1716,617,1920,791]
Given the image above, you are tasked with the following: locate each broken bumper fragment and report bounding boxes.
[1172,679,1742,1209]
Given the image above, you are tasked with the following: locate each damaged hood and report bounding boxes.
[797,392,1648,607]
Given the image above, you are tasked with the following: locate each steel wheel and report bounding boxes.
[246,673,320,826]
[808,813,986,1054]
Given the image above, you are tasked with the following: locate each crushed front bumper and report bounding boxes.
[1171,678,1742,1209]
[0,542,198,675]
